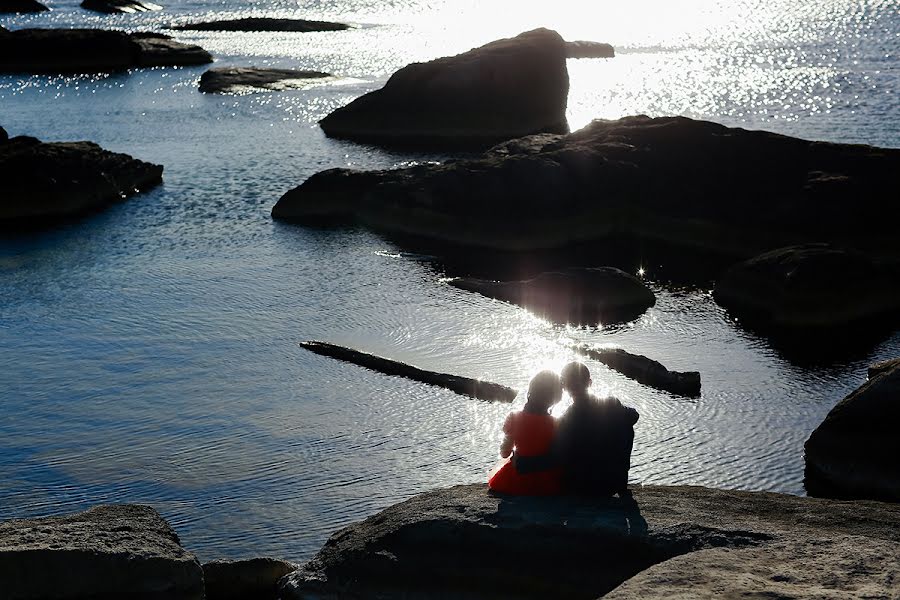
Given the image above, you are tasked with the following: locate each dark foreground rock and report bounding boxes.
[203,558,297,600]
[273,116,899,261]
[0,504,204,600]
[81,0,162,13]
[0,28,212,73]
[280,483,900,599]
[300,341,518,402]
[714,244,900,330]
[450,267,654,325]
[0,0,48,12]
[575,345,701,397]
[805,360,900,502]
[868,356,900,379]
[566,40,615,58]
[199,67,331,94]
[0,132,163,228]
[318,28,569,147]
[171,17,349,32]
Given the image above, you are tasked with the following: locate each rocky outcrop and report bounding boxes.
[0,504,204,600]
[203,558,297,600]
[868,356,900,379]
[171,17,349,32]
[273,116,899,261]
[805,360,900,502]
[0,0,48,12]
[300,341,518,402]
[450,267,654,325]
[199,67,332,94]
[0,125,7,142]
[566,40,615,58]
[714,244,900,330]
[279,483,900,599]
[0,133,163,228]
[81,0,162,13]
[0,29,212,73]
[318,28,570,147]
[575,345,701,397]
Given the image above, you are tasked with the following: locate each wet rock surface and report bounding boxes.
[575,345,701,397]
[81,0,162,13]
[566,40,615,58]
[203,557,297,600]
[0,0,48,12]
[171,17,350,32]
[199,67,332,94]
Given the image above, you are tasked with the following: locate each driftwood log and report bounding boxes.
[574,345,701,397]
[300,341,518,402]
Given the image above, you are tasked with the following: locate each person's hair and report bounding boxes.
[524,370,562,413]
[561,361,591,394]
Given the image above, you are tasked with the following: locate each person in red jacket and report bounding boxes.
[488,370,563,496]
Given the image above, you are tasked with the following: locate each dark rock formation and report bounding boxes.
[273,116,900,261]
[805,360,900,502]
[299,341,518,402]
[0,28,212,73]
[81,0,162,13]
[0,125,7,142]
[279,483,900,599]
[0,504,204,600]
[869,356,900,379]
[566,40,615,58]
[0,133,163,228]
[575,345,701,397]
[318,28,570,147]
[0,0,48,12]
[450,267,654,325]
[203,558,297,600]
[199,67,332,94]
[714,244,900,330]
[171,17,349,32]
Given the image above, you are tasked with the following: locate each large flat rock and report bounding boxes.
[81,0,163,13]
[0,0,48,12]
[279,484,900,599]
[171,17,349,32]
[0,504,204,600]
[199,67,332,94]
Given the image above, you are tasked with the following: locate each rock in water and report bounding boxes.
[81,0,163,13]
[318,28,570,147]
[0,134,163,228]
[574,345,701,397]
[805,361,900,502]
[130,32,213,68]
[0,0,48,11]
[0,125,7,142]
[203,558,297,600]
[199,67,332,94]
[0,504,204,600]
[869,357,900,379]
[713,244,900,330]
[566,40,615,58]
[279,484,900,599]
[171,17,350,32]
[450,267,654,325]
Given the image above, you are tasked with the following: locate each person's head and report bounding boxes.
[524,370,562,413]
[561,361,592,399]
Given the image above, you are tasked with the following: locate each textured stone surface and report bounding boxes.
[0,0,48,12]
[199,67,332,94]
[171,17,349,32]
[869,357,900,379]
[280,484,900,599]
[204,557,297,600]
[81,0,162,13]
[0,504,204,600]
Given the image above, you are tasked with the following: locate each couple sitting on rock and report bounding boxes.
[488,362,639,496]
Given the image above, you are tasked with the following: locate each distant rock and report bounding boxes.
[805,360,900,502]
[318,28,570,148]
[450,267,654,325]
[279,483,900,599]
[0,504,204,600]
[0,28,212,73]
[171,17,349,32]
[566,40,615,58]
[0,0,48,13]
[0,133,163,228]
[199,67,332,94]
[81,0,162,13]
[575,345,701,397]
[204,558,297,600]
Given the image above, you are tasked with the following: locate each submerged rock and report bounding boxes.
[0,504,204,600]
[0,0,48,12]
[203,558,297,600]
[0,133,163,228]
[318,28,570,147]
[279,483,900,599]
[171,17,350,32]
[0,28,212,73]
[450,267,654,325]
[81,0,162,13]
[805,360,900,502]
[199,67,332,94]
[566,40,615,58]
[575,345,701,397]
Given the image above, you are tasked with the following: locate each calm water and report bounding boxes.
[1,0,898,562]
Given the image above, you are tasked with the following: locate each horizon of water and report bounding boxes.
[1,0,898,562]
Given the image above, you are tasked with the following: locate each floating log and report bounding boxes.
[300,341,518,402]
[574,345,701,397]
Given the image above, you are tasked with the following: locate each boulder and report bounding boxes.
[713,244,900,330]
[199,67,332,94]
[566,40,615,58]
[171,17,349,32]
[318,28,570,147]
[81,0,162,13]
[203,558,297,600]
[0,29,212,73]
[0,0,48,12]
[805,361,900,502]
[279,483,900,599]
[868,356,900,379]
[0,134,163,228]
[575,345,701,397]
[273,116,900,261]
[0,125,7,142]
[450,267,654,325]
[0,504,204,600]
